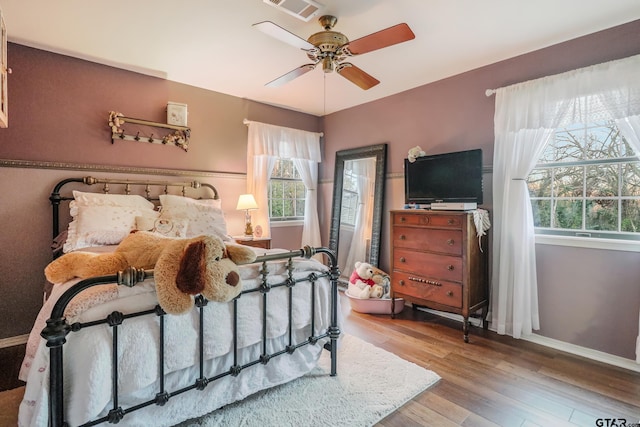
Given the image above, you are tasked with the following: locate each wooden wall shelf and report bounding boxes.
[109,112,191,152]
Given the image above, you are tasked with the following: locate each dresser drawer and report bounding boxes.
[393,226,462,255]
[392,271,463,308]
[393,248,463,282]
[393,212,463,229]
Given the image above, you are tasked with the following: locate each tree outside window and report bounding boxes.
[527,120,640,240]
[268,158,306,221]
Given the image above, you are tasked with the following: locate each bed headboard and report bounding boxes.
[50,176,220,239]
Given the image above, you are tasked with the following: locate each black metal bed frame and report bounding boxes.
[40,176,341,427]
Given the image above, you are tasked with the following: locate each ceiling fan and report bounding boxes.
[253,15,415,90]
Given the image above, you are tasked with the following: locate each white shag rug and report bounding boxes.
[175,334,440,427]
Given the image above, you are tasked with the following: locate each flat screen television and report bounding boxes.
[404,148,483,205]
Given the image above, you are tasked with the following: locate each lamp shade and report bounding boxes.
[236,194,258,211]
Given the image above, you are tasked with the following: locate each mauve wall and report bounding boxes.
[0,43,319,339]
[0,44,321,171]
[319,19,640,361]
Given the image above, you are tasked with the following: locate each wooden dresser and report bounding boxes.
[390,210,488,342]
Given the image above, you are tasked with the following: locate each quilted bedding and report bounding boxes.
[18,247,337,427]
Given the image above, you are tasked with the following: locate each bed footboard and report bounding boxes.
[40,246,339,427]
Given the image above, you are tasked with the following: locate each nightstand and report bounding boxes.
[234,237,271,250]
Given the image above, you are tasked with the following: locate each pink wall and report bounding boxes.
[0,44,321,172]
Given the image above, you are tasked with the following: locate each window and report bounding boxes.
[527,120,640,241]
[268,158,306,221]
[340,168,359,226]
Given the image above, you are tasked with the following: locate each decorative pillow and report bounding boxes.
[159,194,229,240]
[159,194,222,210]
[135,215,189,238]
[63,192,157,252]
[72,191,155,209]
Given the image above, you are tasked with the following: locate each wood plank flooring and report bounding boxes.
[2,293,639,426]
[339,294,640,427]
[0,343,26,391]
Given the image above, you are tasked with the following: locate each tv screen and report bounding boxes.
[404,149,483,205]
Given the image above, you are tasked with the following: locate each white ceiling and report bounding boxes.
[2,0,639,116]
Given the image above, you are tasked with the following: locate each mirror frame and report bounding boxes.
[329,143,387,270]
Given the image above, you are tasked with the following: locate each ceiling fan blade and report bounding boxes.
[253,21,315,50]
[266,64,316,87]
[336,63,380,90]
[343,23,415,55]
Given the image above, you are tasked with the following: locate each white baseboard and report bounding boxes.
[0,334,29,349]
[520,333,640,373]
[415,306,639,373]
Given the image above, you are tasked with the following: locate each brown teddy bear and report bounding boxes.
[44,231,257,314]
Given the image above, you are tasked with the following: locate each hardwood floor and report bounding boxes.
[338,294,640,427]
[0,343,26,392]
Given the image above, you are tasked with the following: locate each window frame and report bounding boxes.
[268,158,306,223]
[528,120,640,252]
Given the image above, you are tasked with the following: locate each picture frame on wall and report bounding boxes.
[0,8,7,128]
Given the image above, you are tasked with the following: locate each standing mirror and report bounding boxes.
[329,143,387,285]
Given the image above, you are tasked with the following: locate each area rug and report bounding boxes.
[176,334,440,426]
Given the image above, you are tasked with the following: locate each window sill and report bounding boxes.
[535,234,640,253]
[270,220,304,228]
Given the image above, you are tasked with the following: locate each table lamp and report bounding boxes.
[236,194,258,238]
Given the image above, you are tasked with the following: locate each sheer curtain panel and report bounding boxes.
[490,54,640,340]
[343,158,375,275]
[246,120,322,246]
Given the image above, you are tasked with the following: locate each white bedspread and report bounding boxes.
[19,248,338,427]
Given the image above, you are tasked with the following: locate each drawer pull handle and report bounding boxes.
[446,291,453,297]
[400,217,406,223]
[399,257,406,263]
[408,276,441,286]
[447,219,454,225]
[399,280,405,286]
[447,239,454,245]
[447,265,454,271]
[399,235,406,240]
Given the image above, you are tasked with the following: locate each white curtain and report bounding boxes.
[343,158,375,275]
[613,114,640,363]
[491,54,640,340]
[246,120,322,245]
[247,156,276,238]
[293,158,321,248]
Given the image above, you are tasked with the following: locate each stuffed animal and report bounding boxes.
[44,231,257,315]
[369,266,391,299]
[347,261,384,299]
[407,145,426,163]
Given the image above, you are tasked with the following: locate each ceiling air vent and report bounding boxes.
[263,0,324,22]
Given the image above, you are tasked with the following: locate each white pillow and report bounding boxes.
[64,204,158,252]
[135,215,189,238]
[159,194,221,210]
[72,191,155,209]
[63,191,157,252]
[159,194,229,240]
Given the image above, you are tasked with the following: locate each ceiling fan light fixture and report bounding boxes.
[322,57,333,73]
[254,14,414,90]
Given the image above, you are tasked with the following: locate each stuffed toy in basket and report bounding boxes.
[345,261,404,314]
